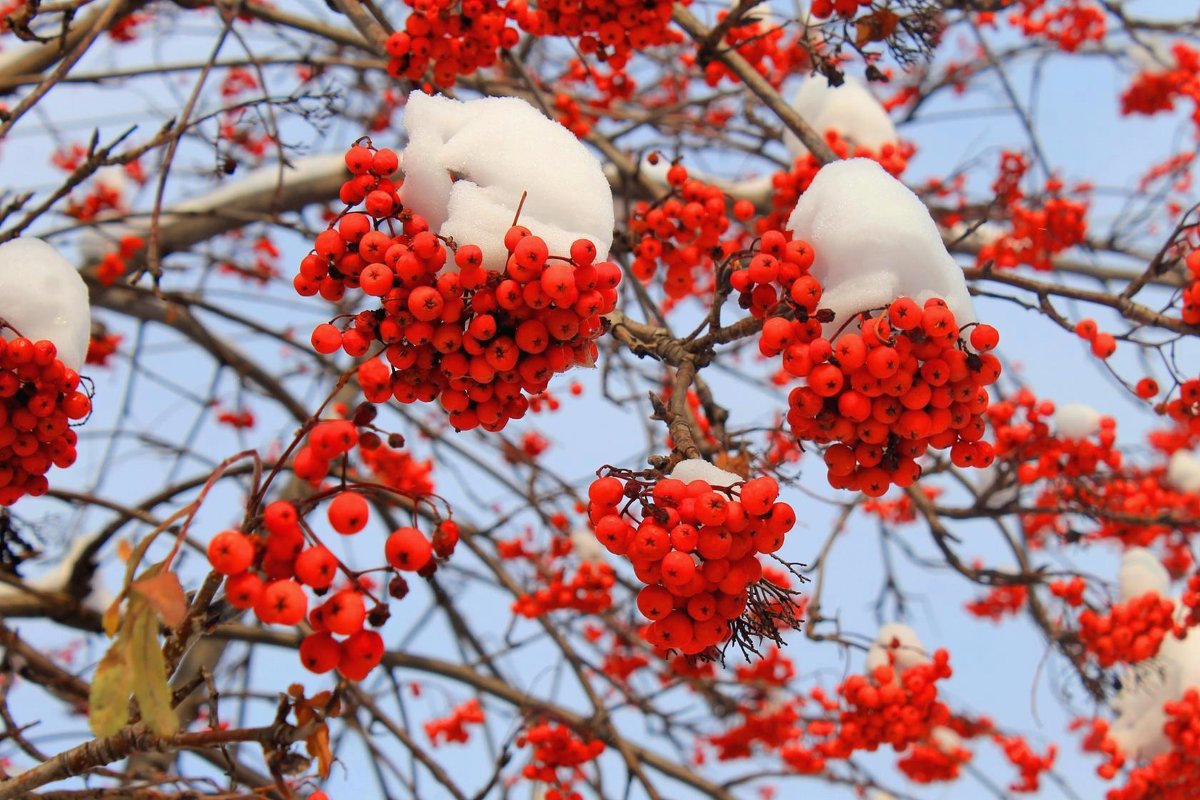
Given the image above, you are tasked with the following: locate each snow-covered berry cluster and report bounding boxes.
[297,140,621,432]
[586,460,802,660]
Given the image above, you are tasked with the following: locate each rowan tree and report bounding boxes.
[0,1,1197,799]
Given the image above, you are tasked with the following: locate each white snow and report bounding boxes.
[399,91,614,270]
[1167,450,1200,494]
[1108,552,1200,760]
[1054,403,1103,440]
[865,622,931,675]
[783,74,898,158]
[0,532,111,613]
[1119,548,1170,602]
[785,159,976,333]
[0,238,90,370]
[569,525,608,564]
[931,725,964,754]
[669,458,743,489]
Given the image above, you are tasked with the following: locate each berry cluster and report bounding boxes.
[1077,591,1177,667]
[424,698,485,746]
[384,1,515,88]
[0,338,91,506]
[629,162,743,303]
[771,296,1000,497]
[96,235,144,286]
[1159,377,1200,436]
[988,390,1121,484]
[298,141,620,433]
[586,468,801,659]
[1006,0,1106,53]
[517,721,605,800]
[508,0,684,68]
[206,462,450,681]
[977,157,1089,271]
[810,0,872,19]
[1078,697,1200,800]
[964,584,1028,622]
[1121,42,1200,137]
[995,734,1057,793]
[682,12,808,89]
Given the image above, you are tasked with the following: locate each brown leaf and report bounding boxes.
[714,450,751,479]
[132,569,188,629]
[88,641,132,737]
[306,721,334,779]
[855,10,900,47]
[128,602,178,737]
[116,539,133,561]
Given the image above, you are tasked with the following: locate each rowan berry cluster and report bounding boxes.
[85,331,122,367]
[809,0,872,19]
[987,389,1121,484]
[511,559,615,617]
[1158,377,1200,435]
[96,235,144,286]
[897,737,972,783]
[683,11,808,89]
[1005,0,1106,52]
[517,721,605,800]
[508,0,684,68]
[862,486,942,525]
[995,733,1057,793]
[586,468,801,659]
[1124,39,1200,136]
[774,296,1001,497]
[1077,591,1177,667]
[384,0,514,87]
[1078,701,1200,800]
[298,140,620,433]
[424,698,485,746]
[206,415,454,681]
[358,438,435,497]
[629,162,743,303]
[964,584,1028,622]
[977,163,1089,271]
[824,653,957,757]
[0,338,91,505]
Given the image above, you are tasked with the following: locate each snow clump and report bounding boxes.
[1054,403,1103,440]
[0,238,90,370]
[399,91,614,270]
[669,458,743,489]
[1167,450,1200,494]
[865,622,930,674]
[785,159,975,334]
[783,74,898,158]
[1119,548,1170,602]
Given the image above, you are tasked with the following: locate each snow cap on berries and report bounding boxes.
[1167,449,1200,494]
[865,622,930,674]
[668,457,743,488]
[399,91,614,270]
[783,74,898,158]
[1119,548,1170,602]
[1054,403,1102,440]
[0,238,90,370]
[785,159,975,335]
